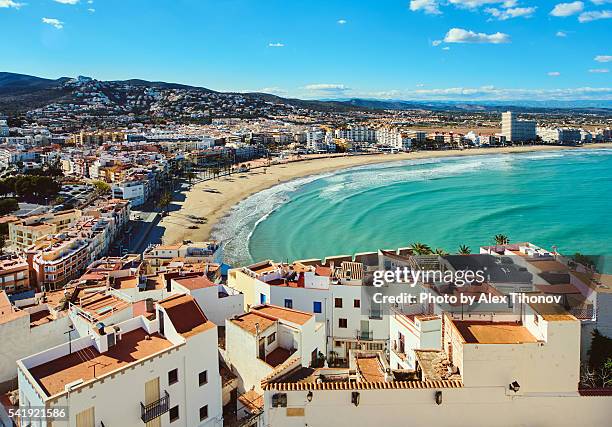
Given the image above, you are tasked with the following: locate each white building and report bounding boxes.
[501,111,536,142]
[260,305,611,427]
[224,304,325,394]
[112,180,145,207]
[16,293,223,427]
[228,260,389,363]
[537,127,582,144]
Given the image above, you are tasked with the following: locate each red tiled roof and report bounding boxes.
[159,294,215,338]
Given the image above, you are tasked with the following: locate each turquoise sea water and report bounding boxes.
[212,149,612,268]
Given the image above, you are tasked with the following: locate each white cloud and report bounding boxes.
[589,68,609,73]
[442,46,451,50]
[556,30,568,36]
[409,0,441,14]
[590,0,612,4]
[578,9,612,21]
[449,0,518,8]
[268,42,284,47]
[0,0,24,8]
[88,8,94,13]
[548,71,561,76]
[337,19,347,24]
[595,55,612,62]
[485,6,536,20]
[444,28,510,43]
[550,2,584,17]
[42,17,64,29]
[432,39,443,46]
[304,84,348,91]
[54,0,79,4]
[258,87,289,95]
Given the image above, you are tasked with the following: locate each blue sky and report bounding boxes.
[1,0,611,100]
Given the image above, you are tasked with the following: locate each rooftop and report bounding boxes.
[355,355,385,382]
[452,320,538,344]
[252,305,313,326]
[173,275,216,290]
[230,311,276,336]
[28,328,172,397]
[158,294,215,338]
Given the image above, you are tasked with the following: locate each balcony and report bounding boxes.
[356,330,373,341]
[140,391,170,423]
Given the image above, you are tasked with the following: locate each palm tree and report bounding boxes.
[458,245,471,255]
[410,242,432,255]
[494,234,510,245]
[158,191,173,211]
[434,248,448,256]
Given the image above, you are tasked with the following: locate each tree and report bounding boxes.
[458,245,471,255]
[158,191,173,210]
[0,198,18,215]
[93,180,111,194]
[410,242,432,255]
[434,248,448,256]
[494,234,509,245]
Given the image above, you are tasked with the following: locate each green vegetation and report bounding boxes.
[494,234,509,245]
[158,191,173,210]
[0,175,60,203]
[93,180,111,194]
[458,245,471,255]
[0,198,19,215]
[582,330,612,388]
[410,242,433,255]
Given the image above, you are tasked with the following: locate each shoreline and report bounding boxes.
[159,143,612,245]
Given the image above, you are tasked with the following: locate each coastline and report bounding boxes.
[160,143,612,245]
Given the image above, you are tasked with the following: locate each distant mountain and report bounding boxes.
[0,72,610,118]
[332,98,612,114]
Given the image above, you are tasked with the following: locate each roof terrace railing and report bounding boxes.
[140,390,170,423]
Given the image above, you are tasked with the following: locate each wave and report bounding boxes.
[213,149,612,265]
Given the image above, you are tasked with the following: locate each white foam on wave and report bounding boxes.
[211,172,335,264]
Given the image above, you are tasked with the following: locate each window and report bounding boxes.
[284,299,293,309]
[313,301,322,313]
[199,405,208,421]
[260,293,267,304]
[267,332,276,345]
[335,340,342,347]
[169,405,179,423]
[353,299,360,308]
[339,318,347,328]
[168,368,178,385]
[335,298,343,308]
[199,370,208,386]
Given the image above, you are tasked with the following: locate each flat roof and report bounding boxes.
[452,320,538,344]
[252,305,312,325]
[173,275,216,290]
[356,356,385,382]
[28,328,172,396]
[230,311,276,335]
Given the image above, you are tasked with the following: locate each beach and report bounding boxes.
[159,143,612,245]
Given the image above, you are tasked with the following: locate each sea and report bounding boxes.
[211,149,612,271]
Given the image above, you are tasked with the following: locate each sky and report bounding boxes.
[0,0,611,101]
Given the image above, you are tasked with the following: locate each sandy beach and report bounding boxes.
[159,143,612,245]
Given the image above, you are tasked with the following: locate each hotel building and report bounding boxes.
[501,111,536,142]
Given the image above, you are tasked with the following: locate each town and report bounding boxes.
[0,76,611,427]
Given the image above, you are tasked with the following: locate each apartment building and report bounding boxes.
[260,304,611,426]
[0,255,30,294]
[224,304,325,394]
[335,126,376,143]
[0,120,8,137]
[144,242,223,274]
[375,127,411,151]
[16,294,223,427]
[112,180,146,207]
[501,111,536,142]
[28,236,91,290]
[9,209,82,250]
[228,259,389,363]
[537,127,582,144]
